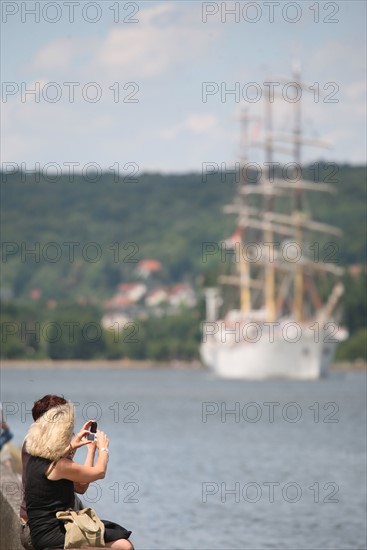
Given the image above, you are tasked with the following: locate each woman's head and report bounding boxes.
[32,394,67,421]
[26,396,75,460]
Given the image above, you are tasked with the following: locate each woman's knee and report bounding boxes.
[120,540,134,550]
[107,539,134,550]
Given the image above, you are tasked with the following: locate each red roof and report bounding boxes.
[169,283,192,295]
[105,295,133,309]
[137,259,162,272]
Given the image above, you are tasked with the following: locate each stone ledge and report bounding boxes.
[0,461,23,550]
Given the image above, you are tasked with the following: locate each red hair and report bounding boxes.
[32,395,67,421]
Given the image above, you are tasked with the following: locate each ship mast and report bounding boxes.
[264,83,276,322]
[218,67,344,324]
[292,65,304,323]
[239,110,251,314]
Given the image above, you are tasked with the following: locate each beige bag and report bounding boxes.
[56,507,105,548]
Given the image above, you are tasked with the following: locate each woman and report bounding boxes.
[20,394,91,550]
[25,399,133,550]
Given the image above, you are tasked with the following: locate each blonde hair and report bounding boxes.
[25,402,75,461]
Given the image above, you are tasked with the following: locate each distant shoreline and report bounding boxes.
[331,360,366,371]
[0,359,203,370]
[0,359,365,371]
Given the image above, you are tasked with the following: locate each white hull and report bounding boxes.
[200,324,339,379]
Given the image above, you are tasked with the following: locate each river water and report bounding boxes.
[1,366,366,550]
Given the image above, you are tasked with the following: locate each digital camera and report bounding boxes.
[86,421,97,441]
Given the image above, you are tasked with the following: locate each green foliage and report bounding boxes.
[1,165,365,303]
[299,165,365,267]
[102,312,201,361]
[1,165,366,361]
[1,170,234,300]
[336,328,367,361]
[140,312,201,360]
[0,301,200,361]
[45,311,106,360]
[341,270,366,334]
[0,301,103,360]
[0,301,46,359]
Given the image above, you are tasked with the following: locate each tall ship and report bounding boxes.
[200,69,347,379]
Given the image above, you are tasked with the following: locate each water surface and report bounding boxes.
[1,367,366,550]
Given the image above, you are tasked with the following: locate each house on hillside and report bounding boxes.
[104,283,147,314]
[167,283,196,308]
[135,259,162,279]
[145,287,169,307]
[101,312,131,330]
[116,283,147,302]
[104,295,134,311]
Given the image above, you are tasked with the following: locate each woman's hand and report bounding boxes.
[70,420,97,450]
[96,430,109,450]
[70,429,92,451]
[80,420,94,433]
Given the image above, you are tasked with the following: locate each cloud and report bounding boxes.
[304,37,365,84]
[93,3,220,79]
[27,2,221,80]
[30,37,82,72]
[345,80,365,100]
[1,96,118,164]
[6,3,365,168]
[186,114,219,133]
[159,114,220,139]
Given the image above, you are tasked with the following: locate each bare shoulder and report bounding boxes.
[47,457,103,484]
[47,458,83,481]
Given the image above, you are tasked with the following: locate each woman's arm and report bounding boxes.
[61,420,96,491]
[48,431,109,484]
[74,441,97,493]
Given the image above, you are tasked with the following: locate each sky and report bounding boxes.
[1,0,366,173]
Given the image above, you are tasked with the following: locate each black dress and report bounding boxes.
[26,456,132,550]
